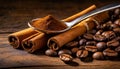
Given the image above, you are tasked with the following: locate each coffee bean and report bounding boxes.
[103,48,118,57]
[76,50,88,58]
[86,41,96,46]
[109,24,119,30]
[96,30,103,35]
[114,8,120,15]
[102,31,116,40]
[113,36,120,41]
[96,42,106,51]
[58,49,72,55]
[111,15,118,22]
[79,39,87,46]
[115,46,120,53]
[93,34,106,41]
[85,46,97,52]
[114,19,120,26]
[113,28,120,35]
[87,29,97,34]
[92,52,104,60]
[79,46,85,50]
[65,41,78,48]
[45,49,57,57]
[59,54,73,62]
[107,40,119,48]
[71,47,79,54]
[83,33,93,40]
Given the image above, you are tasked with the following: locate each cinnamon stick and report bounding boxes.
[63,5,96,22]
[8,5,96,52]
[22,33,48,53]
[21,5,96,53]
[48,12,109,50]
[8,28,38,49]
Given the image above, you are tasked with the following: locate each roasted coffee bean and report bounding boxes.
[58,49,72,55]
[111,14,118,22]
[114,8,120,15]
[92,52,104,60]
[115,46,120,53]
[113,28,120,35]
[103,48,118,57]
[59,54,73,62]
[79,39,87,46]
[114,19,120,26]
[113,36,120,41]
[109,24,119,30]
[102,31,116,40]
[95,30,103,35]
[76,50,88,58]
[93,34,106,41]
[86,41,96,46]
[79,46,85,50]
[96,25,102,30]
[71,47,79,54]
[85,46,97,52]
[65,41,78,48]
[87,29,97,34]
[83,33,93,40]
[45,49,57,57]
[96,42,106,51]
[107,40,119,48]
[101,23,110,30]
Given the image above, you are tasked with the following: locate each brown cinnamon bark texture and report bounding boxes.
[8,28,38,49]
[63,5,96,22]
[22,33,48,53]
[48,12,109,51]
[8,5,96,52]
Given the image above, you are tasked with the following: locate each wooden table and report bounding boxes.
[0,34,120,69]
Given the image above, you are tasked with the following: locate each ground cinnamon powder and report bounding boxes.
[32,15,68,33]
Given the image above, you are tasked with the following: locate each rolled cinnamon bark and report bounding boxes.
[48,12,109,51]
[21,5,97,53]
[8,28,38,49]
[22,33,48,53]
[63,5,96,22]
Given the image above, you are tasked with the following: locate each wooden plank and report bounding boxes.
[0,34,120,69]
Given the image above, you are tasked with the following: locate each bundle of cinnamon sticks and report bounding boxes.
[8,5,110,53]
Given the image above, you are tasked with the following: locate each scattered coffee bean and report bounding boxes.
[79,39,87,46]
[76,50,88,58]
[71,47,79,54]
[58,49,72,55]
[79,46,85,50]
[85,46,97,52]
[45,49,57,57]
[93,34,106,41]
[86,41,96,46]
[114,8,120,15]
[65,41,78,48]
[96,42,106,51]
[83,33,93,40]
[115,46,120,53]
[103,48,118,57]
[114,19,120,26]
[92,52,104,60]
[59,54,73,62]
[102,31,116,40]
[95,30,103,35]
[113,28,120,35]
[107,40,119,48]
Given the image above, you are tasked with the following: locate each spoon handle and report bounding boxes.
[67,3,120,27]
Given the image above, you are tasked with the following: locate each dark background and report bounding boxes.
[0,0,120,33]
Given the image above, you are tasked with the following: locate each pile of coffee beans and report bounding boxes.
[45,8,120,62]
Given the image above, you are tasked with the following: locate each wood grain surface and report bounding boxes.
[0,0,120,69]
[0,34,120,69]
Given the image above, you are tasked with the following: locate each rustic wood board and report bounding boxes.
[0,34,120,69]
